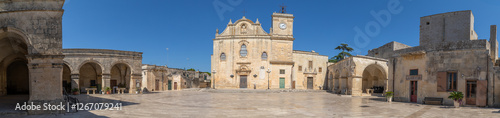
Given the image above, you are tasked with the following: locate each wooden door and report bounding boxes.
[466,80,477,105]
[168,80,172,90]
[174,82,177,90]
[292,81,296,89]
[410,81,418,103]
[476,80,487,106]
[155,79,160,91]
[279,77,285,88]
[307,77,313,89]
[239,75,247,88]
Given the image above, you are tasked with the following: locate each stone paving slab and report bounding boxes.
[1,91,499,117]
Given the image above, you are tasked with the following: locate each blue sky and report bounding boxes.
[62,0,500,72]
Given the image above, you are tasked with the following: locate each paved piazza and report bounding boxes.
[5,91,500,118]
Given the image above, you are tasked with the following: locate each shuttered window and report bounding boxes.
[436,71,447,92]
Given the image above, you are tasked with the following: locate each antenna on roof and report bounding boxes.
[279,3,287,13]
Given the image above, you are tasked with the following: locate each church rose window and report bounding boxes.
[220,53,226,61]
[240,45,247,57]
[261,52,268,60]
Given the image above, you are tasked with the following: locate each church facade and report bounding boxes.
[211,12,329,90]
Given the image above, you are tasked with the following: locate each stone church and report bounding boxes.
[211,12,329,90]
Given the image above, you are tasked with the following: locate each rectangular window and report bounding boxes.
[280,69,285,74]
[308,61,313,68]
[298,66,302,71]
[319,67,322,72]
[410,69,418,75]
[447,72,457,91]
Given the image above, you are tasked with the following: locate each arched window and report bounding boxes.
[220,53,226,61]
[240,45,247,57]
[261,52,268,60]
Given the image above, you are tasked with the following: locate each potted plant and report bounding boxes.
[448,91,464,108]
[105,87,112,94]
[385,91,394,102]
[71,88,79,95]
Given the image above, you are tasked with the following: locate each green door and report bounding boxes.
[168,80,172,90]
[279,77,285,88]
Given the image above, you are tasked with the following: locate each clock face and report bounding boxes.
[279,23,287,30]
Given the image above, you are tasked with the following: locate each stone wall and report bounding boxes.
[419,10,477,46]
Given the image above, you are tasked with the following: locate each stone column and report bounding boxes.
[350,76,363,96]
[102,74,111,90]
[130,73,142,94]
[27,55,65,114]
[71,74,79,90]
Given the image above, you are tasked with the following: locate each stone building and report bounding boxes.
[62,49,143,94]
[329,10,500,107]
[0,0,66,114]
[211,12,329,90]
[142,64,211,91]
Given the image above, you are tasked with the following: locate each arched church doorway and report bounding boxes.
[361,64,387,94]
[110,63,131,93]
[79,62,102,94]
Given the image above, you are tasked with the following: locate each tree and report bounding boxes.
[187,68,196,71]
[329,43,354,63]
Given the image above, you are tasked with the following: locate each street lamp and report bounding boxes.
[267,68,271,89]
[212,69,216,89]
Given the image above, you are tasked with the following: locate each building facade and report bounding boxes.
[329,10,500,107]
[211,12,328,90]
[142,64,211,91]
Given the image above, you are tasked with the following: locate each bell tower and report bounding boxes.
[271,5,294,38]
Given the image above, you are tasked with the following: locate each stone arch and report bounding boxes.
[340,68,349,92]
[0,27,31,49]
[334,69,340,92]
[62,63,72,93]
[110,62,132,92]
[360,64,388,94]
[0,29,29,96]
[63,61,74,74]
[110,61,134,73]
[76,60,105,73]
[78,61,103,94]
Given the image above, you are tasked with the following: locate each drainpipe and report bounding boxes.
[487,54,490,106]
[392,58,396,99]
[291,64,294,89]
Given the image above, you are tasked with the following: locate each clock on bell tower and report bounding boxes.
[271,12,294,38]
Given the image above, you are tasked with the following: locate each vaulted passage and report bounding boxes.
[0,36,29,95]
[79,63,102,93]
[111,63,131,92]
[0,34,30,112]
[362,64,387,94]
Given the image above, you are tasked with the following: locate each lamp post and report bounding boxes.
[212,69,216,89]
[267,68,271,89]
